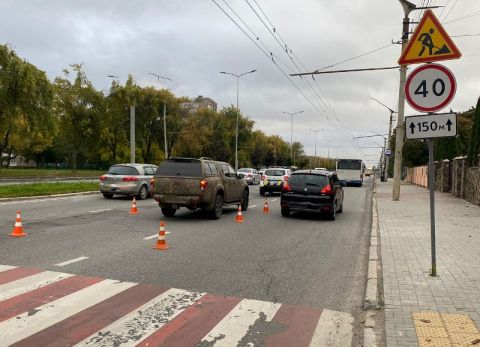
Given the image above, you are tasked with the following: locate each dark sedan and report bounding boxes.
[280,170,345,220]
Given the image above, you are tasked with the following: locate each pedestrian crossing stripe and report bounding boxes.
[0,265,354,346]
[398,9,461,65]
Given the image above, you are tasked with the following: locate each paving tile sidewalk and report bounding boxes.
[375,180,480,347]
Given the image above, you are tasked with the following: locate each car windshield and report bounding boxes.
[265,169,285,176]
[155,159,202,177]
[107,166,139,175]
[288,174,329,186]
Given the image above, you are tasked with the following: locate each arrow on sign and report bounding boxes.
[446,119,452,131]
[410,122,415,134]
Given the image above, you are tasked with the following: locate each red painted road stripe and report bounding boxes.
[0,267,41,286]
[11,283,168,347]
[265,304,322,347]
[0,275,102,323]
[137,293,242,347]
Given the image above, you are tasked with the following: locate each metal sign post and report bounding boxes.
[428,138,436,276]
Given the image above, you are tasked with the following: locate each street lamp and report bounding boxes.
[370,97,397,180]
[108,74,136,163]
[282,110,304,166]
[309,128,324,168]
[149,73,173,159]
[220,69,257,171]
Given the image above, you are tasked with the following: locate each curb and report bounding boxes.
[363,180,381,346]
[0,191,99,202]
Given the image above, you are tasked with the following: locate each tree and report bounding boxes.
[467,97,480,166]
[0,44,55,167]
[54,64,103,171]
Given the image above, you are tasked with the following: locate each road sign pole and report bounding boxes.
[428,138,437,276]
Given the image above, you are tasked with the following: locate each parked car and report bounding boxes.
[99,163,158,200]
[238,168,260,185]
[314,167,329,171]
[259,168,291,196]
[152,157,249,219]
[280,170,345,220]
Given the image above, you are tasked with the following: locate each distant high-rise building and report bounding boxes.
[180,95,217,113]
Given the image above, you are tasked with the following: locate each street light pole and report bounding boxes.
[108,74,136,163]
[370,97,397,180]
[149,73,173,159]
[282,110,304,166]
[309,129,324,168]
[220,69,257,171]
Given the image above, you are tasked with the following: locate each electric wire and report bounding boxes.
[442,0,458,21]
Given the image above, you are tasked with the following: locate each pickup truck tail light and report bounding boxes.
[99,175,106,181]
[150,178,155,188]
[200,179,208,191]
[283,175,289,182]
[282,182,292,192]
[320,184,333,195]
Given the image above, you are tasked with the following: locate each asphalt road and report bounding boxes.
[0,179,373,321]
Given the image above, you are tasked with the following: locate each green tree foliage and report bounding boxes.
[0,44,54,167]
[54,64,104,171]
[467,98,480,166]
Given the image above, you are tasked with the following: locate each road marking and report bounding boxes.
[88,208,112,213]
[250,205,257,208]
[0,271,74,301]
[55,256,89,267]
[76,288,205,346]
[309,308,354,347]
[143,232,170,240]
[271,199,278,202]
[0,265,16,273]
[200,298,282,346]
[0,279,136,346]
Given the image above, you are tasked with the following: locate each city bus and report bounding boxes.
[335,159,364,186]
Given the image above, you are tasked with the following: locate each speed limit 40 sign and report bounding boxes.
[405,63,456,113]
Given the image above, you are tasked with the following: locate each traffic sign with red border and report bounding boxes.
[405,63,456,113]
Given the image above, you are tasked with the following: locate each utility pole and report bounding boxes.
[309,129,324,168]
[149,73,173,159]
[282,110,303,166]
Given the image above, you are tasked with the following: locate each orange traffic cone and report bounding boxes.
[153,221,169,250]
[9,210,27,237]
[235,205,244,223]
[263,199,269,214]
[130,197,138,215]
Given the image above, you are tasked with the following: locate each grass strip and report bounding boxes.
[0,169,104,178]
[0,182,99,198]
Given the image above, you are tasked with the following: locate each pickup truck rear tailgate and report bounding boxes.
[154,177,201,196]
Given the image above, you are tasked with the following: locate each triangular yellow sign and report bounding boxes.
[398,9,461,65]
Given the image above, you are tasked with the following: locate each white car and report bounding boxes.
[238,168,260,185]
[259,168,291,195]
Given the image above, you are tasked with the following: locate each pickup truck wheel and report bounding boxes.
[137,185,148,200]
[102,193,114,199]
[161,206,177,217]
[281,207,290,217]
[209,194,223,220]
[241,190,249,211]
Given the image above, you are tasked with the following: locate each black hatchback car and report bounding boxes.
[280,170,345,220]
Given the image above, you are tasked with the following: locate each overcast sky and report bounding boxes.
[1,0,478,166]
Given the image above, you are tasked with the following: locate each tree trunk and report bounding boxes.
[72,149,77,173]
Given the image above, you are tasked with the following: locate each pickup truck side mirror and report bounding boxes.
[237,173,245,179]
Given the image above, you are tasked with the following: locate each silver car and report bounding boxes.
[238,168,260,185]
[99,163,158,199]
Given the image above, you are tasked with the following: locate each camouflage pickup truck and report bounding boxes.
[153,157,249,219]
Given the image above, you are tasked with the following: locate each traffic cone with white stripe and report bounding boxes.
[9,210,27,237]
[153,221,169,250]
[235,205,244,223]
[263,199,269,214]
[130,197,138,215]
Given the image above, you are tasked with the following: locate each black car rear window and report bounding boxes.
[107,166,139,175]
[155,159,202,177]
[289,174,329,186]
[265,169,285,176]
